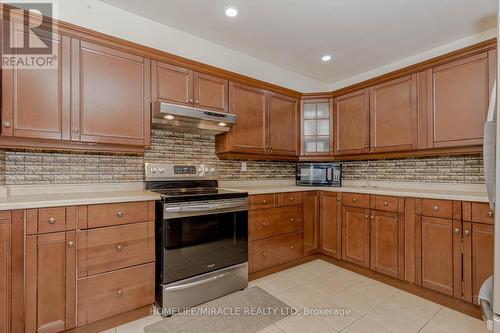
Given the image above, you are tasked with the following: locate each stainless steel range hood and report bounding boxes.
[151,102,236,135]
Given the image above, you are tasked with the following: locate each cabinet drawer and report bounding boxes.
[372,195,400,212]
[342,193,370,208]
[471,202,494,224]
[421,199,453,219]
[252,232,303,272]
[87,202,150,228]
[78,222,155,277]
[77,263,154,325]
[38,207,67,233]
[278,192,303,207]
[250,206,302,240]
[250,194,277,210]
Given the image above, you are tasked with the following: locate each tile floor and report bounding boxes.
[102,259,489,333]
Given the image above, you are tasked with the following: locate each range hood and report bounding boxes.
[151,102,237,135]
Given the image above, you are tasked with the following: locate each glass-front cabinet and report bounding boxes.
[301,98,333,155]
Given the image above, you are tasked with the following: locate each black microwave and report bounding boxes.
[296,163,341,187]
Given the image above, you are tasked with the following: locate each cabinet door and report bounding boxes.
[268,92,299,156]
[463,222,493,304]
[26,232,76,333]
[369,75,417,152]
[0,219,10,333]
[2,22,71,140]
[370,210,404,278]
[225,82,267,154]
[152,61,193,106]
[193,72,228,112]
[334,89,370,155]
[301,99,333,155]
[429,52,493,148]
[319,192,341,259]
[303,191,319,255]
[72,40,150,146]
[417,216,461,297]
[342,206,370,267]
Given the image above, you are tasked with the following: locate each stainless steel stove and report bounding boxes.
[145,163,248,316]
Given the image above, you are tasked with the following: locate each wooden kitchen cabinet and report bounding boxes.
[301,98,334,155]
[342,206,370,267]
[334,89,370,155]
[0,218,11,333]
[370,210,404,279]
[369,75,418,152]
[267,92,299,156]
[422,51,495,148]
[2,22,71,140]
[151,62,228,113]
[72,40,151,147]
[303,191,319,255]
[319,192,341,259]
[26,231,76,333]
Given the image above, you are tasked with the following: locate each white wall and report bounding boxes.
[53,0,329,93]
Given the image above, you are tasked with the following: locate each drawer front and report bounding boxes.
[421,199,453,219]
[0,211,11,220]
[251,206,303,240]
[87,202,150,228]
[278,192,303,207]
[250,194,277,210]
[38,207,66,233]
[77,263,154,325]
[252,232,303,272]
[342,193,370,208]
[78,222,155,277]
[372,195,399,212]
[471,202,494,224]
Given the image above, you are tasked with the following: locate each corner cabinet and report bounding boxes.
[216,82,299,159]
[1,21,151,152]
[301,98,333,155]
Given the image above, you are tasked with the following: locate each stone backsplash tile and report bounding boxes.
[0,128,485,185]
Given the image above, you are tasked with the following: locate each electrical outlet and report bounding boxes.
[241,161,247,172]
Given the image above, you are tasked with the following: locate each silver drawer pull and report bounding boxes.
[433,206,439,211]
[290,197,294,201]
[48,217,56,225]
[261,252,267,257]
[261,222,268,228]
[68,241,74,248]
[290,245,294,249]
[453,228,460,234]
[488,211,494,217]
[383,201,388,206]
[117,211,124,218]
[364,214,369,219]
[262,200,267,204]
[116,244,124,252]
[464,230,471,236]
[289,218,294,223]
[117,289,123,297]
[352,198,357,202]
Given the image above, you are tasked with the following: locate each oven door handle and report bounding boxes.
[164,269,240,292]
[166,201,248,215]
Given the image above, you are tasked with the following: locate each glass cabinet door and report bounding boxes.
[302,99,332,155]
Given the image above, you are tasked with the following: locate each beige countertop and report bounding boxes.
[220,180,489,203]
[0,182,161,210]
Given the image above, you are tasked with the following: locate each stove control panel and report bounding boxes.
[145,163,218,180]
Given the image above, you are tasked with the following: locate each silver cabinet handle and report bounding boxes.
[383,201,388,206]
[48,217,56,224]
[68,241,75,248]
[261,252,267,257]
[117,211,124,218]
[262,200,267,204]
[289,218,294,223]
[290,197,295,202]
[116,244,124,252]
[352,198,357,202]
[488,211,494,217]
[261,222,267,228]
[3,121,11,128]
[364,214,369,219]
[464,230,471,236]
[453,228,460,234]
[433,206,439,211]
[290,245,294,249]
[189,99,194,103]
[117,289,123,297]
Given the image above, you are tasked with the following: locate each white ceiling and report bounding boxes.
[100,0,497,86]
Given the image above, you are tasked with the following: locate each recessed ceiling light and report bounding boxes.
[224,6,238,18]
[321,55,332,62]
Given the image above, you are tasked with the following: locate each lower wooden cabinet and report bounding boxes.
[252,232,303,272]
[26,231,76,333]
[416,216,462,297]
[319,192,341,259]
[0,218,11,333]
[463,222,493,304]
[303,191,319,254]
[342,206,370,267]
[370,210,404,279]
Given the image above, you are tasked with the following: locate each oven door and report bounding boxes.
[162,198,248,284]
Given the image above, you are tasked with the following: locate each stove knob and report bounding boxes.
[158,167,165,173]
[151,167,157,174]
[210,168,215,174]
[198,168,204,174]
[204,167,209,173]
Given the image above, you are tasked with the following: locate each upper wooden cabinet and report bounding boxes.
[334,89,370,155]
[151,61,228,113]
[301,99,333,156]
[1,23,71,140]
[267,92,299,156]
[72,40,151,147]
[216,82,299,159]
[421,51,496,149]
[369,74,418,152]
